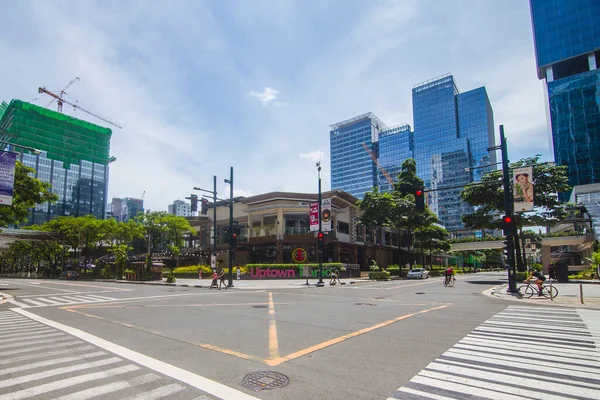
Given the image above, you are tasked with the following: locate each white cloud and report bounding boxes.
[249,87,279,106]
[300,151,325,163]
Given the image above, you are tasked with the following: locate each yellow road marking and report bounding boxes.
[266,304,450,366]
[268,292,279,360]
[196,343,264,363]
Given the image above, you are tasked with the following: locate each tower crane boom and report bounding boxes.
[361,142,394,186]
[38,86,122,129]
[46,77,80,112]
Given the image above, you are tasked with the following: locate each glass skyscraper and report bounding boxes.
[329,113,388,199]
[0,100,112,225]
[378,124,414,193]
[412,75,495,233]
[529,0,600,192]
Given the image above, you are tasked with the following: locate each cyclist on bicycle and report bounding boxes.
[524,268,546,295]
[444,267,454,285]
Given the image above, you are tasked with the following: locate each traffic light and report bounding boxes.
[201,198,209,215]
[502,215,516,236]
[415,189,425,212]
[190,194,198,212]
[317,231,324,243]
[230,225,241,247]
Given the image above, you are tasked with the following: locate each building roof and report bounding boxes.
[242,190,359,207]
[329,112,388,132]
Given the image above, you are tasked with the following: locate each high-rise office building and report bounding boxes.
[110,197,144,222]
[529,0,600,194]
[329,74,495,234]
[378,124,414,193]
[168,199,193,217]
[329,113,388,199]
[413,75,496,232]
[0,100,112,225]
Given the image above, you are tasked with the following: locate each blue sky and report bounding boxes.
[0,0,549,212]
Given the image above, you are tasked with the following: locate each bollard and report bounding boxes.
[550,279,554,301]
[580,283,584,305]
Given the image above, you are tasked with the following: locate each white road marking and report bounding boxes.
[14,308,261,399]
[0,345,96,365]
[20,298,49,306]
[121,383,186,399]
[7,299,31,308]
[51,373,161,400]
[0,340,84,357]
[0,351,107,375]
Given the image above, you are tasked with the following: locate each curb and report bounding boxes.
[97,278,371,288]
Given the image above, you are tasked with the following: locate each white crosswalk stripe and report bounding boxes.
[0,311,215,400]
[8,294,119,308]
[388,305,600,400]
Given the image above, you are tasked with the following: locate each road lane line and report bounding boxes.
[0,365,140,400]
[194,343,264,363]
[0,351,107,376]
[14,308,261,400]
[268,292,279,360]
[122,383,186,399]
[266,304,450,366]
[52,373,161,400]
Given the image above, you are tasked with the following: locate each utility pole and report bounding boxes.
[316,162,324,287]
[225,167,235,287]
[500,125,517,293]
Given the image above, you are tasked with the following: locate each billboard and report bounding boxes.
[309,201,319,232]
[0,151,17,206]
[321,198,332,232]
[513,166,534,212]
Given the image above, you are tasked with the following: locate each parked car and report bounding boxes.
[407,268,429,279]
[59,271,80,280]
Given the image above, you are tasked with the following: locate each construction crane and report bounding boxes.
[46,77,80,112]
[38,86,123,129]
[141,191,146,201]
[361,142,394,186]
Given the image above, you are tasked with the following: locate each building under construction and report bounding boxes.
[0,99,113,225]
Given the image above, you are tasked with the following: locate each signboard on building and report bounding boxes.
[0,151,17,206]
[321,198,332,232]
[309,201,319,232]
[513,166,534,212]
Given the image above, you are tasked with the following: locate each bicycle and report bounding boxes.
[517,281,558,299]
[443,275,455,287]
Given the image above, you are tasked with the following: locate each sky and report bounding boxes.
[0,0,550,212]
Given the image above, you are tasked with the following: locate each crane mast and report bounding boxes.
[38,86,122,129]
[361,142,394,186]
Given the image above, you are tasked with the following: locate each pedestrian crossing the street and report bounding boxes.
[0,310,215,399]
[8,294,118,308]
[389,305,600,400]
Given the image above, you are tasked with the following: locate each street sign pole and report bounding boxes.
[500,125,517,293]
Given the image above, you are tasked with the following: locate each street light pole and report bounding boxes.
[316,162,324,287]
[225,166,234,288]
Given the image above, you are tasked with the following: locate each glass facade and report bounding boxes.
[530,0,600,75]
[378,124,414,193]
[330,113,387,199]
[18,151,109,225]
[548,69,600,186]
[413,75,495,233]
[530,0,600,196]
[0,99,112,225]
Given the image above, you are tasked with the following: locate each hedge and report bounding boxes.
[369,271,390,280]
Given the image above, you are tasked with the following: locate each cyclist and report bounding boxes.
[444,267,454,285]
[524,268,546,296]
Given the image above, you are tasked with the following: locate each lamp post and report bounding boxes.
[316,162,324,287]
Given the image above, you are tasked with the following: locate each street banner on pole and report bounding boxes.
[309,201,319,232]
[513,166,534,212]
[0,151,17,206]
[321,198,332,232]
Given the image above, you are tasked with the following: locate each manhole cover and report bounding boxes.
[354,302,377,306]
[251,305,268,308]
[242,371,289,391]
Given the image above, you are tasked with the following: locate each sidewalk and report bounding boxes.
[102,276,373,290]
[484,280,600,309]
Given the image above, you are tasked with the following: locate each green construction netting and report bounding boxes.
[0,99,112,167]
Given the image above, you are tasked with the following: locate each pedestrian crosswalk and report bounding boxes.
[388,305,600,399]
[0,311,213,399]
[8,294,118,308]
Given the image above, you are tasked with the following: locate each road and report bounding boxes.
[0,273,599,399]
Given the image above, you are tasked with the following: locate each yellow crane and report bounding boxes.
[361,142,394,186]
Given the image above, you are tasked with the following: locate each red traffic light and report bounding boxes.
[502,216,512,224]
[317,232,324,239]
[415,190,423,196]
[232,233,237,239]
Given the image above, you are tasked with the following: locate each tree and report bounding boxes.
[461,155,570,270]
[0,162,58,227]
[413,224,451,267]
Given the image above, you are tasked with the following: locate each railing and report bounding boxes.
[285,227,311,235]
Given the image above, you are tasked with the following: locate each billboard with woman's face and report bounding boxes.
[513,166,534,212]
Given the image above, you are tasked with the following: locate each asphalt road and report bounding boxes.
[1,273,598,399]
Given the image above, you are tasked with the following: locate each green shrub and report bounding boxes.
[516,271,528,282]
[166,271,176,283]
[428,269,442,277]
[369,271,390,280]
[386,265,400,275]
[529,263,542,272]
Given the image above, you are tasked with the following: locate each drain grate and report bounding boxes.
[242,371,290,391]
